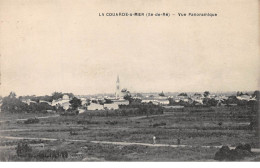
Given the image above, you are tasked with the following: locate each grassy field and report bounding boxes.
[0,106,259,161]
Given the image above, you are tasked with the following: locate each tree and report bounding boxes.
[64,93,74,99]
[178,93,188,97]
[203,98,218,106]
[52,92,63,100]
[121,88,128,93]
[37,102,54,111]
[40,95,53,102]
[56,105,65,112]
[159,91,165,97]
[8,92,16,98]
[194,93,202,96]
[1,92,28,113]
[69,97,82,110]
[237,91,242,96]
[124,94,133,104]
[252,90,260,100]
[203,91,210,98]
[98,99,104,105]
[104,98,113,104]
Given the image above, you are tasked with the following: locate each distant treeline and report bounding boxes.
[19,92,75,103]
[84,102,164,117]
[119,102,164,116]
[1,97,55,113]
[0,92,81,113]
[168,97,258,108]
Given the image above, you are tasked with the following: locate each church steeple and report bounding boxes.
[117,75,120,83]
[115,75,120,99]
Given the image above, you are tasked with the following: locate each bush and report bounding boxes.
[69,130,78,135]
[16,142,69,160]
[36,149,68,159]
[203,98,218,106]
[83,103,163,117]
[249,120,257,130]
[60,110,79,116]
[235,143,251,152]
[214,144,253,161]
[24,118,40,124]
[1,95,28,113]
[16,142,33,157]
[77,120,99,125]
[152,122,166,127]
[105,121,118,125]
[214,146,230,161]
[118,103,163,116]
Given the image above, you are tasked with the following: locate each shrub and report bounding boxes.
[1,95,29,113]
[249,120,257,130]
[36,149,68,159]
[152,122,166,127]
[105,121,118,125]
[24,118,40,124]
[214,144,254,161]
[16,142,33,157]
[60,110,79,116]
[69,130,78,135]
[235,143,251,152]
[214,146,230,161]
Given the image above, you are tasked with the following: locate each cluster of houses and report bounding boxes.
[0,76,257,112]
[170,92,257,106]
[20,94,71,110]
[0,91,258,113]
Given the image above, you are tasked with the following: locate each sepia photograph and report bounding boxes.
[0,0,259,163]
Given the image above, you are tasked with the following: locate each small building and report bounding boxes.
[62,94,70,100]
[155,99,170,105]
[21,99,37,105]
[113,100,129,105]
[236,95,251,101]
[104,103,119,110]
[39,100,52,105]
[141,96,169,105]
[87,103,104,110]
[78,108,85,114]
[141,99,153,103]
[52,99,70,110]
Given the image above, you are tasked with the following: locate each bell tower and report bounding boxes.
[115,75,120,99]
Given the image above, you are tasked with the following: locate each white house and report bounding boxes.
[51,95,71,110]
[87,103,104,110]
[104,103,119,110]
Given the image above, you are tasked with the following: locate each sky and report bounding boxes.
[0,0,259,96]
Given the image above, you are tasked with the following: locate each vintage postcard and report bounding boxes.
[0,0,259,162]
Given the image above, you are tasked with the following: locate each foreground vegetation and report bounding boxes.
[0,105,259,161]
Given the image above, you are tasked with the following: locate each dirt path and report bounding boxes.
[0,126,127,133]
[129,113,174,120]
[91,140,225,148]
[91,141,260,152]
[0,135,88,142]
[0,129,33,132]
[0,143,45,149]
[129,112,190,120]
[1,135,260,152]
[0,115,60,123]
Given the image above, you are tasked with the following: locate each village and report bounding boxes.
[1,0,259,163]
[1,76,257,114]
[0,76,259,161]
